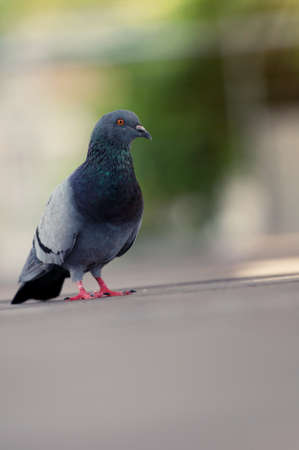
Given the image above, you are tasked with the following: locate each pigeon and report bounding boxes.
[11,110,151,304]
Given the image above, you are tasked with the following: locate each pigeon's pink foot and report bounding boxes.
[94,277,136,298]
[66,292,93,301]
[65,281,94,301]
[92,289,132,298]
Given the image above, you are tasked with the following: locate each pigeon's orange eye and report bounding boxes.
[116,119,125,126]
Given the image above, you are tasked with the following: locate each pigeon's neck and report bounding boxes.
[84,141,136,185]
[87,138,129,160]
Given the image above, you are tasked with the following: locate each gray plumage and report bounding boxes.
[12,110,151,304]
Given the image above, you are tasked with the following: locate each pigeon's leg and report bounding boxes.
[92,277,135,298]
[65,281,94,301]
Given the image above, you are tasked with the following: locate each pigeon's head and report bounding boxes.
[90,110,152,148]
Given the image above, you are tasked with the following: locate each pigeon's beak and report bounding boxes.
[136,124,152,140]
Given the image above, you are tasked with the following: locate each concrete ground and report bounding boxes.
[1,266,299,450]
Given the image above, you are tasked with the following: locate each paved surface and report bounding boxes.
[1,274,299,450]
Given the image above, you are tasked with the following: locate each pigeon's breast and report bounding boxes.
[67,161,143,269]
[97,181,143,224]
[71,166,143,225]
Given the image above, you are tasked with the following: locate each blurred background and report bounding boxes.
[2,0,299,292]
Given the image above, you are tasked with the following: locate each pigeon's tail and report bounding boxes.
[11,266,69,304]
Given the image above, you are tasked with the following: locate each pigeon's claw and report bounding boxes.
[94,277,136,298]
[103,290,127,297]
[65,292,94,301]
[65,281,94,301]
[93,289,129,298]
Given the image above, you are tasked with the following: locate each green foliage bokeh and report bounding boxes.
[92,54,241,231]
[3,0,298,233]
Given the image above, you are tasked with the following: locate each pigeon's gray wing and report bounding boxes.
[33,179,81,266]
[19,246,51,282]
[116,219,142,258]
